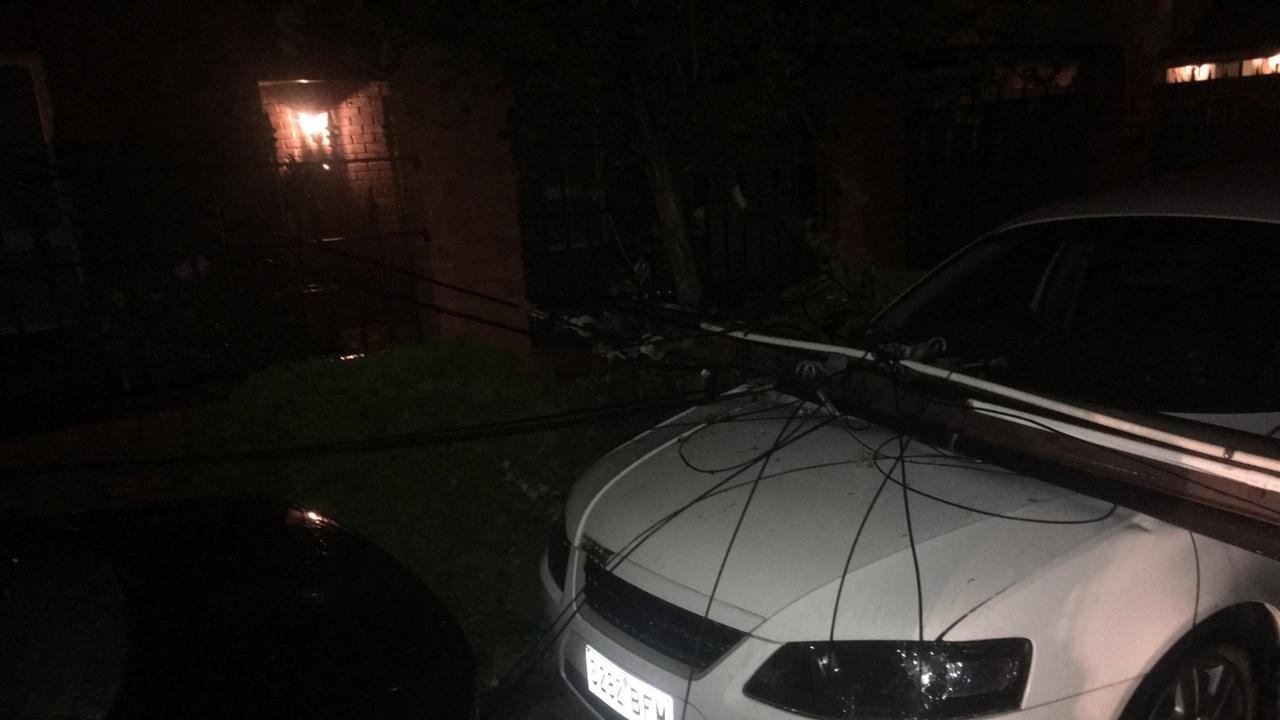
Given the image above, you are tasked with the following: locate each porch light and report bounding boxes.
[297,111,329,140]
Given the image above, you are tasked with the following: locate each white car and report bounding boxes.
[541,167,1280,720]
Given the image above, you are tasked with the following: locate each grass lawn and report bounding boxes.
[173,340,691,683]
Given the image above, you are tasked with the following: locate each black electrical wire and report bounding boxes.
[6,384,771,478]
[607,286,842,354]
[598,276,861,356]
[825,467,893,643]
[898,431,926,643]
[676,401,807,720]
[817,363,1125,697]
[0,170,763,374]
[488,389,845,685]
[507,404,838,674]
[263,257,762,373]
[674,397,809,474]
[673,365,1128,690]
[612,269,878,357]
[818,370,1121,522]
[486,359,1153,716]
[687,427,1119,526]
[820,424,899,720]
[0,164,829,373]
[884,361,927,645]
[898,456,1020,476]
[842,377,1127,528]
[869,462,1120,525]
[12,166,788,389]
[486,344,1259,718]
[487,293,1274,718]
[697,453,1026,501]
[482,407,842,717]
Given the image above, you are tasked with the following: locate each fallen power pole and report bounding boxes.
[705,323,1280,560]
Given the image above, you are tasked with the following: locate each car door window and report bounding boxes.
[1047,220,1280,411]
[871,235,1064,363]
[872,217,1280,414]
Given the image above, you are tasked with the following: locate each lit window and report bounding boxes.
[1165,63,1219,84]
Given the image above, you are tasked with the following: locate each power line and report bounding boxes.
[0,170,778,375]
[482,398,841,717]
[4,385,768,478]
[678,402,807,720]
[485,355,1203,715]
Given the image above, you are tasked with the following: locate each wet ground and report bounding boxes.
[500,670,597,720]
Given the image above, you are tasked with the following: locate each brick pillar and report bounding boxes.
[827,88,909,267]
[1077,44,1155,191]
[392,46,529,357]
[1118,50,1156,183]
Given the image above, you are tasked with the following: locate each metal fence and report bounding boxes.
[0,148,445,436]
[515,137,826,305]
[904,88,1089,267]
[1151,73,1280,175]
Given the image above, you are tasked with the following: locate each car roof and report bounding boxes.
[1000,164,1280,232]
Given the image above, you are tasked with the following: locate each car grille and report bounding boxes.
[582,555,746,671]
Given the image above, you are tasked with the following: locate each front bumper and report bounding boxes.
[552,604,1142,720]
[556,605,780,720]
[537,541,1145,720]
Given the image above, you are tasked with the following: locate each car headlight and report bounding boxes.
[743,638,1031,719]
[545,509,571,591]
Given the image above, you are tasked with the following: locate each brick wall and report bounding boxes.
[393,47,530,356]
[258,80,403,233]
[828,89,909,266]
[257,69,528,356]
[260,81,392,163]
[6,1,528,358]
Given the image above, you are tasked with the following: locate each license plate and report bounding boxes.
[584,644,676,720]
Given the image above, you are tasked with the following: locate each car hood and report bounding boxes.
[566,392,1134,640]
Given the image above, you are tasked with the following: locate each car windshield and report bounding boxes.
[867,216,1280,414]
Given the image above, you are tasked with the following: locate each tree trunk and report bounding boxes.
[631,68,704,307]
[640,144,704,307]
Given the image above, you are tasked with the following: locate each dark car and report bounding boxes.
[0,496,475,720]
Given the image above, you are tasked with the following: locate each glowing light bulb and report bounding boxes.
[297,111,329,138]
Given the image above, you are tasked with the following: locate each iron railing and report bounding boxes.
[904,88,1088,267]
[1152,73,1280,175]
[515,137,827,305]
[0,150,452,436]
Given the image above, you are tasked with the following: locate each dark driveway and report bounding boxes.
[502,670,596,720]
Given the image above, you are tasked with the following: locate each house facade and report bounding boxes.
[0,1,528,356]
[823,0,1263,267]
